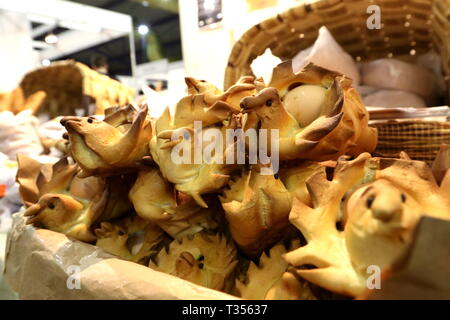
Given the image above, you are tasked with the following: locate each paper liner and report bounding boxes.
[4,210,236,300]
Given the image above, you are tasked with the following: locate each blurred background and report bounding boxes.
[0,0,308,299]
[0,0,305,95]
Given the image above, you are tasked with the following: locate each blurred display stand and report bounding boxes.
[0,0,136,90]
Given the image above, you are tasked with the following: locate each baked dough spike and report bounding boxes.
[149,232,238,291]
[432,144,450,185]
[36,157,78,196]
[16,155,78,207]
[185,76,259,111]
[172,95,237,129]
[285,154,450,297]
[103,104,137,127]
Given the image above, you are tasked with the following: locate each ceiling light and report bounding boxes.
[44,33,58,44]
[203,0,216,11]
[138,24,149,35]
[142,1,149,7]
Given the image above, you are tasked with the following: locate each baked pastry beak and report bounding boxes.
[24,193,83,228]
[61,105,152,176]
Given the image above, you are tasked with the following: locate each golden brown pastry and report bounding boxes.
[432,144,450,185]
[150,107,237,207]
[278,161,324,207]
[61,105,152,177]
[24,193,101,242]
[149,232,238,291]
[220,166,292,257]
[129,167,218,238]
[240,62,377,161]
[284,153,450,297]
[185,76,260,112]
[16,155,77,207]
[236,242,315,300]
[17,155,132,242]
[95,215,165,263]
[103,104,137,128]
[220,162,323,256]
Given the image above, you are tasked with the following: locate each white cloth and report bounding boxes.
[363,89,426,108]
[292,26,360,85]
[360,58,436,102]
[0,110,43,160]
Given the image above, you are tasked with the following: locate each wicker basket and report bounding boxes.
[224,0,450,164]
[20,60,135,118]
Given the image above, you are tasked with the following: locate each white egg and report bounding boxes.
[283,85,327,127]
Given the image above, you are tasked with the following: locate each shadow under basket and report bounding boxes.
[224,0,450,163]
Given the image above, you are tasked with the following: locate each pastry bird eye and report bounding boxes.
[266,99,273,107]
[401,193,406,203]
[366,195,375,209]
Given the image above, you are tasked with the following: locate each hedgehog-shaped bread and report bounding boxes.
[149,232,238,291]
[219,162,323,257]
[236,242,316,300]
[284,153,450,297]
[95,214,166,263]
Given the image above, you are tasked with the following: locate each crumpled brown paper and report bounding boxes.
[4,210,237,300]
[361,216,450,300]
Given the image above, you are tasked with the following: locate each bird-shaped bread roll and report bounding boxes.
[17,155,132,242]
[61,105,152,177]
[150,107,239,208]
[129,167,219,238]
[240,62,377,161]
